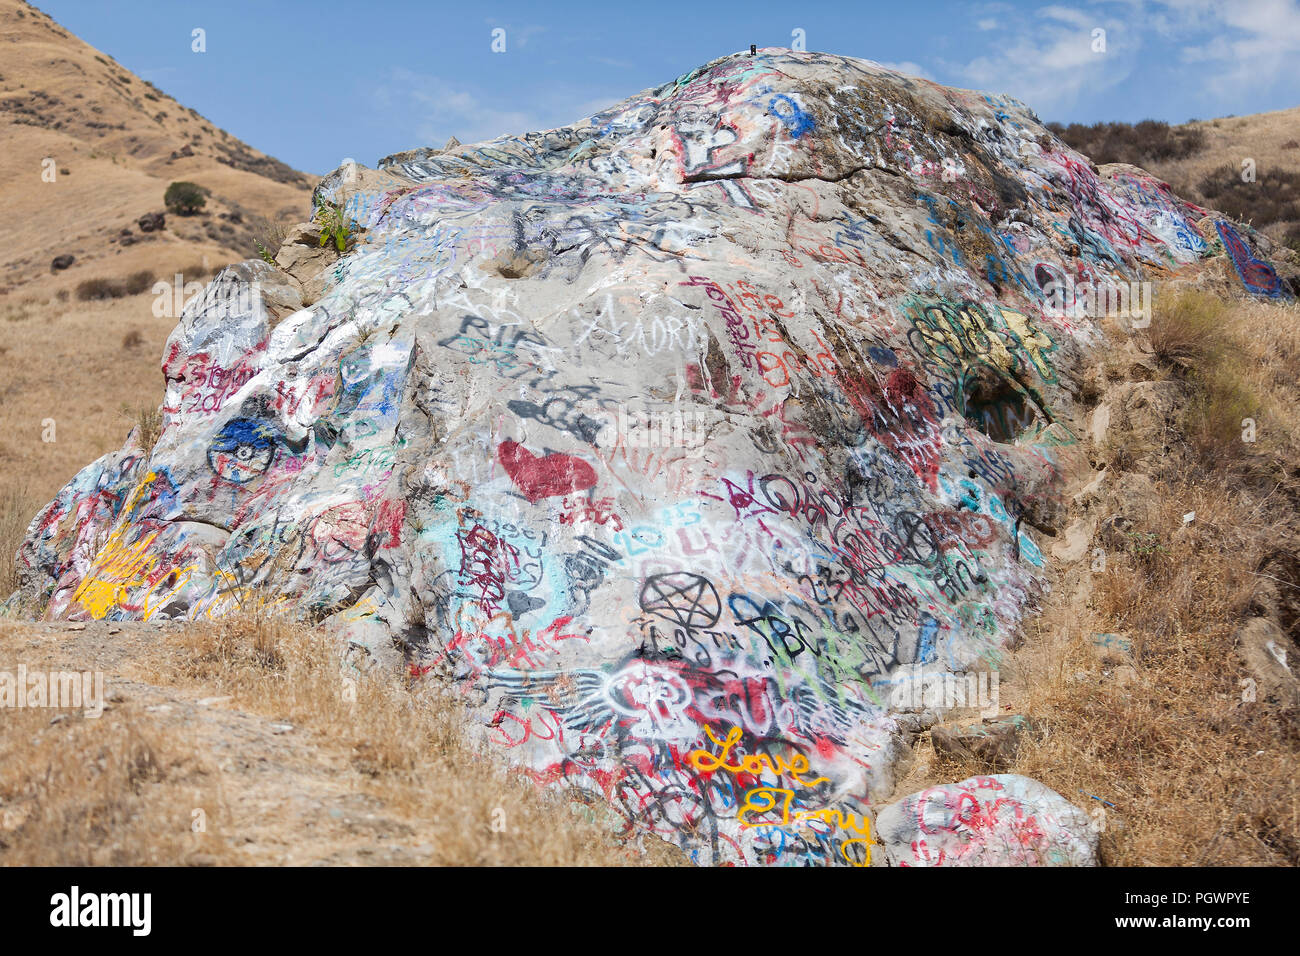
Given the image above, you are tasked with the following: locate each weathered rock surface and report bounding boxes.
[273,221,339,305]
[1237,617,1300,709]
[874,774,1099,866]
[931,714,1034,771]
[7,49,1291,865]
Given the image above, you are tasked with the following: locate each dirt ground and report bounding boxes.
[0,617,682,865]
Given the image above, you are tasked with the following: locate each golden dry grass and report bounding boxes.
[0,287,172,506]
[995,289,1300,866]
[126,402,163,455]
[1145,288,1269,467]
[137,611,686,866]
[1146,286,1231,369]
[0,483,36,597]
[0,0,314,505]
[0,705,227,865]
[0,611,688,865]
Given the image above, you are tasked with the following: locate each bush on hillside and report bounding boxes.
[1045,119,1206,167]
[1197,164,1300,228]
[76,270,155,301]
[164,181,207,216]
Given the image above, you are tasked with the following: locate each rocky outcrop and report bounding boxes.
[931,714,1035,771]
[1237,617,1300,709]
[875,774,1099,866]
[272,221,338,305]
[136,211,165,233]
[7,49,1290,866]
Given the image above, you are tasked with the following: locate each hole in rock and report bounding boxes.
[485,249,542,279]
[961,366,1039,443]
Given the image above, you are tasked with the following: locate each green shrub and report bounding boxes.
[164,181,207,216]
[253,241,277,266]
[313,202,351,253]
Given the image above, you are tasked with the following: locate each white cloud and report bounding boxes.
[941,5,1135,113]
[1159,0,1300,97]
[1105,1,1300,97]
[1038,4,1097,28]
[371,68,626,148]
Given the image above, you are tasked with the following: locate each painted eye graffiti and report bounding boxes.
[207,417,278,483]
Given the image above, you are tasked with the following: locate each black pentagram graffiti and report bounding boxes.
[638,573,721,630]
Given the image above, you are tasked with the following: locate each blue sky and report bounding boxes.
[34,0,1300,175]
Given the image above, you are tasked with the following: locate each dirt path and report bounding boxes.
[2,619,503,865]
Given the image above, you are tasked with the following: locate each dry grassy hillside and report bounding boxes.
[0,612,686,865]
[914,290,1300,865]
[1157,108,1300,242]
[0,0,314,505]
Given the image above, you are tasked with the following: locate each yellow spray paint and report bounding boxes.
[70,472,162,619]
[738,785,874,866]
[688,724,830,787]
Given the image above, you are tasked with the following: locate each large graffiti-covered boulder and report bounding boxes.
[8,49,1275,865]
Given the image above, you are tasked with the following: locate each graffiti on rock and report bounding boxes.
[10,48,1284,867]
[498,441,599,503]
[1216,220,1290,298]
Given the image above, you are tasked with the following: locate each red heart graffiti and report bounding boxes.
[498,440,597,503]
